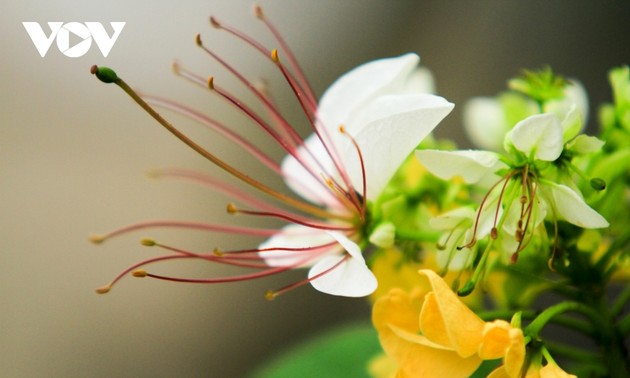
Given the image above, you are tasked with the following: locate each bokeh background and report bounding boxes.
[2,1,629,377]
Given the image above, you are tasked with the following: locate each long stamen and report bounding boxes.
[265,253,350,300]
[271,51,360,208]
[193,34,303,149]
[253,4,317,108]
[227,203,356,231]
[90,65,340,220]
[144,94,281,174]
[89,220,277,244]
[339,125,367,219]
[208,15,316,112]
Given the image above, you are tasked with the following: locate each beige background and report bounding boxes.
[1,1,628,377]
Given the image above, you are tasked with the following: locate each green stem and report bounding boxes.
[525,301,602,337]
[395,228,440,242]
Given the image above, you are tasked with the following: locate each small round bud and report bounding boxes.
[590,177,606,191]
[90,65,118,84]
[457,281,475,297]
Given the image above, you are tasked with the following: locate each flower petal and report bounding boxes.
[418,269,485,358]
[416,149,504,184]
[280,133,340,207]
[308,232,377,297]
[373,288,483,378]
[509,113,563,161]
[257,224,338,267]
[463,97,509,151]
[341,93,453,199]
[544,182,609,228]
[317,53,421,131]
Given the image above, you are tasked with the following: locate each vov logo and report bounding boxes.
[22,22,125,58]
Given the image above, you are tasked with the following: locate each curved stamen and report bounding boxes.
[227,203,356,231]
[144,95,281,174]
[266,253,350,300]
[253,4,317,108]
[90,220,277,244]
[92,67,341,220]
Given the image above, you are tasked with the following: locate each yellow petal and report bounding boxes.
[539,363,577,378]
[418,269,485,357]
[478,320,513,360]
[373,287,483,377]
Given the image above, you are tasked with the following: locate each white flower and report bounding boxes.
[464,80,588,151]
[417,112,607,258]
[263,53,454,297]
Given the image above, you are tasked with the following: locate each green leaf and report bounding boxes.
[250,323,382,378]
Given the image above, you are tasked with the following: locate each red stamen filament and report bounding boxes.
[90,220,277,244]
[253,4,317,108]
[143,95,281,174]
[229,203,357,232]
[266,253,351,300]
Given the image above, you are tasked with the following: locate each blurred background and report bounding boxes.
[1,0,628,376]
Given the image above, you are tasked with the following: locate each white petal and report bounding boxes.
[308,232,377,297]
[545,182,609,228]
[317,54,420,131]
[430,207,476,230]
[257,224,339,267]
[280,134,340,207]
[415,149,504,184]
[401,66,435,94]
[566,134,605,154]
[510,113,563,161]
[463,97,508,151]
[342,93,453,199]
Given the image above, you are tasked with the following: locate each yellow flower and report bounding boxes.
[372,269,525,378]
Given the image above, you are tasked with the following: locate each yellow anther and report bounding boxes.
[213,248,224,257]
[171,61,181,75]
[338,125,346,133]
[140,238,156,247]
[226,203,238,214]
[209,16,221,29]
[252,4,264,19]
[265,290,277,301]
[132,269,147,278]
[95,285,111,294]
[271,49,279,63]
[194,33,202,46]
[88,234,105,244]
[207,76,214,90]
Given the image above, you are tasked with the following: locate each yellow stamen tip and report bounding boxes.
[140,238,156,247]
[132,269,147,278]
[265,290,277,301]
[252,4,264,19]
[209,16,221,29]
[338,125,346,133]
[95,285,111,294]
[226,203,238,214]
[207,76,215,90]
[271,49,279,63]
[89,234,105,244]
[171,61,181,75]
[213,248,224,257]
[195,33,202,46]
